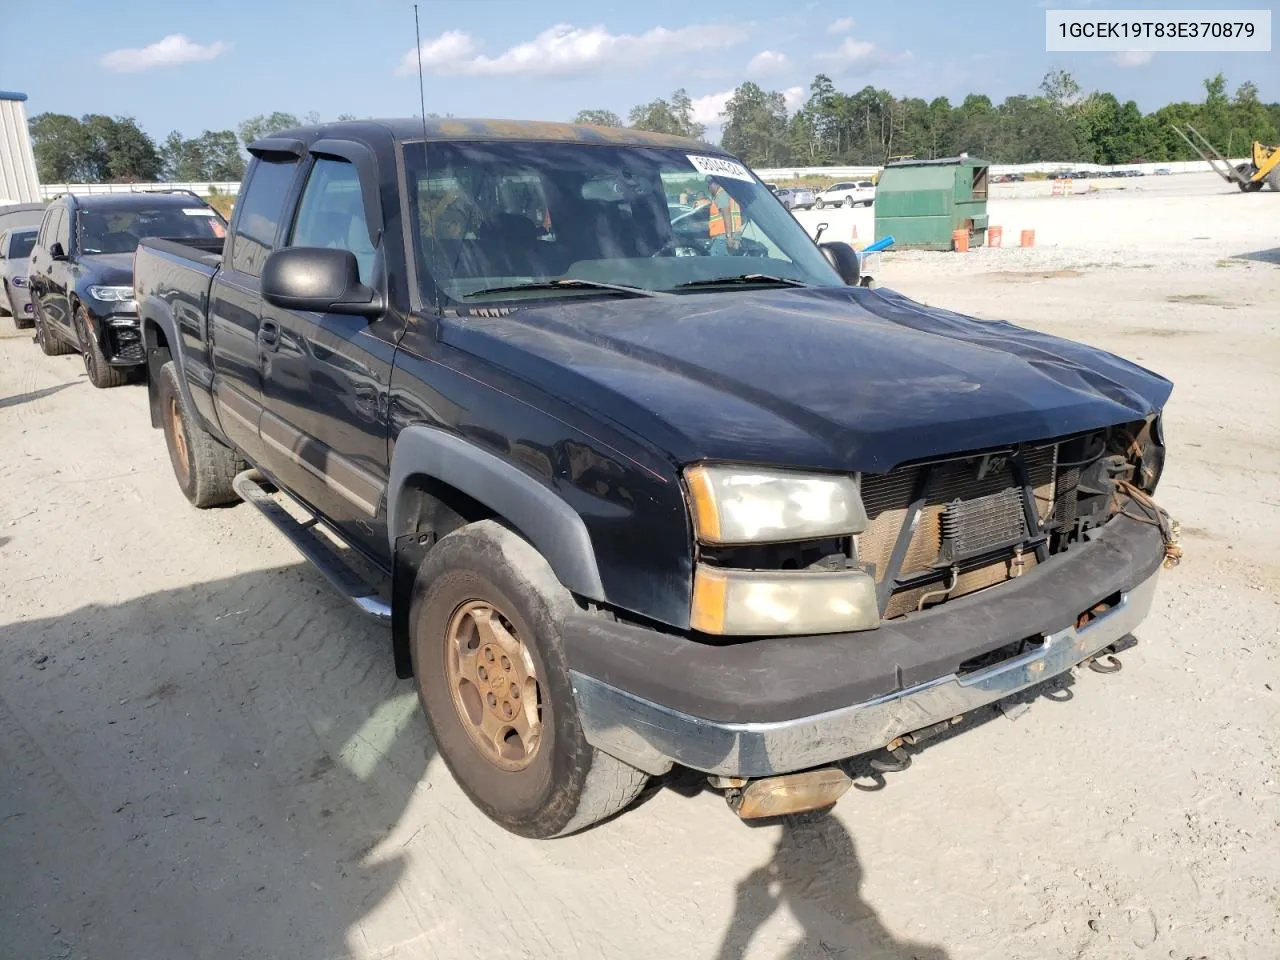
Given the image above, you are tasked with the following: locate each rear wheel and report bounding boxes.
[1236,163,1263,192]
[33,299,73,356]
[74,306,129,388]
[1267,166,1280,192]
[157,361,244,507]
[411,520,647,838]
[814,198,825,210]
[842,195,854,208]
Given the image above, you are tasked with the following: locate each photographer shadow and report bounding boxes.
[715,812,951,960]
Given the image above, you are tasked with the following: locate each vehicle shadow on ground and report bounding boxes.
[0,563,433,960]
[0,380,81,408]
[713,812,951,959]
[1232,247,1280,265]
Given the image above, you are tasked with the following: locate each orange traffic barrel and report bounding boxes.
[988,226,1002,248]
[951,228,969,252]
[1020,229,1035,248]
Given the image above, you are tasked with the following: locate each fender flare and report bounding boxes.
[137,295,206,434]
[387,425,605,601]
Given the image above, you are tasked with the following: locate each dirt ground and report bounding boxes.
[2,175,1278,960]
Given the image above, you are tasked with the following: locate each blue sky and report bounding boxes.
[3,0,1276,142]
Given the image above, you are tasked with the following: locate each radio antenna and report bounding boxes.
[414,3,429,142]
[413,3,440,311]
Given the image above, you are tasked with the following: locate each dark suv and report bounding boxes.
[26,192,227,387]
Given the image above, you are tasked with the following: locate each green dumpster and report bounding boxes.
[873,157,990,250]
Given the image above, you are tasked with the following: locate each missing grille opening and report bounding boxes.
[699,536,854,572]
[957,635,1045,676]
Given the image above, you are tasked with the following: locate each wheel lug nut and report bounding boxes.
[501,656,511,670]
[503,702,513,718]
[487,692,497,707]
[510,683,520,699]
[478,666,488,680]
[485,649,495,663]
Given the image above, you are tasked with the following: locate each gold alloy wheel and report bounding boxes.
[444,599,543,771]
[168,395,191,486]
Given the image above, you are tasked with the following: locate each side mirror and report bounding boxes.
[819,241,861,286]
[261,247,382,317]
[49,242,66,261]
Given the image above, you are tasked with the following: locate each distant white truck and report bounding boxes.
[813,180,875,209]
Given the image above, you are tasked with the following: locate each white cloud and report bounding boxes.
[396,30,477,75]
[746,50,789,76]
[826,17,856,35]
[1111,50,1154,67]
[399,23,749,78]
[691,90,734,127]
[782,85,805,112]
[100,34,228,73]
[814,35,911,73]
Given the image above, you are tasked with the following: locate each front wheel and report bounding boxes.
[74,306,129,388]
[411,520,647,838]
[842,196,854,208]
[813,198,825,209]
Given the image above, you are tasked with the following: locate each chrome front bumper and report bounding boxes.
[571,570,1160,778]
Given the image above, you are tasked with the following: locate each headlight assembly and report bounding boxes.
[88,284,134,302]
[684,464,867,545]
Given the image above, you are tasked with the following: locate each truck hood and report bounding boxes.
[439,286,1173,473]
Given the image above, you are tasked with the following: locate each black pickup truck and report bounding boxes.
[134,119,1178,837]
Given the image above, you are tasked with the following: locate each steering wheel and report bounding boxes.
[650,236,709,258]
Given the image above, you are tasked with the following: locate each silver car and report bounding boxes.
[0,226,38,329]
[773,186,815,210]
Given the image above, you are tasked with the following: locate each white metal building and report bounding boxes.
[1,90,41,203]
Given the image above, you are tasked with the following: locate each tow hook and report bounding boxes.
[1084,635,1137,674]
[1087,650,1123,674]
[869,744,913,774]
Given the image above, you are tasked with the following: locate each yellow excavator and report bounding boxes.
[1172,124,1280,192]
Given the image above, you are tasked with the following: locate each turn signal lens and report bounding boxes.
[691,564,880,636]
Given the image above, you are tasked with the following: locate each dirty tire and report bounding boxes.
[75,306,129,389]
[34,300,73,356]
[1268,167,1280,192]
[410,520,648,838]
[157,361,244,508]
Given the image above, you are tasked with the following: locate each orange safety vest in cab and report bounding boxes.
[707,185,743,238]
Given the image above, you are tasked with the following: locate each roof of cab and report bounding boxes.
[56,192,209,209]
[266,118,715,151]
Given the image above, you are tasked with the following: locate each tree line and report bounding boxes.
[579,71,1280,168]
[27,71,1279,184]
[26,110,356,184]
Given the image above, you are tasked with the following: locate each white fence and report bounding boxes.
[753,158,1247,181]
[36,157,1248,198]
[39,181,241,199]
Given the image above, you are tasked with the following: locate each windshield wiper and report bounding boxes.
[464,279,660,299]
[673,274,808,290]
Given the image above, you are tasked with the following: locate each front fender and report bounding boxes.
[138,295,221,439]
[387,424,605,600]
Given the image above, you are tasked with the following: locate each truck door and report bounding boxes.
[209,149,302,465]
[258,147,401,562]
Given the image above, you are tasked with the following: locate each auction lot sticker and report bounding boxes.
[1046,9,1271,51]
[687,155,754,183]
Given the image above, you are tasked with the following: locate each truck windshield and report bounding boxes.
[403,141,840,303]
[78,205,226,256]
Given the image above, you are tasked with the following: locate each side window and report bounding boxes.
[288,158,375,283]
[52,209,70,250]
[229,157,298,278]
[37,210,54,246]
